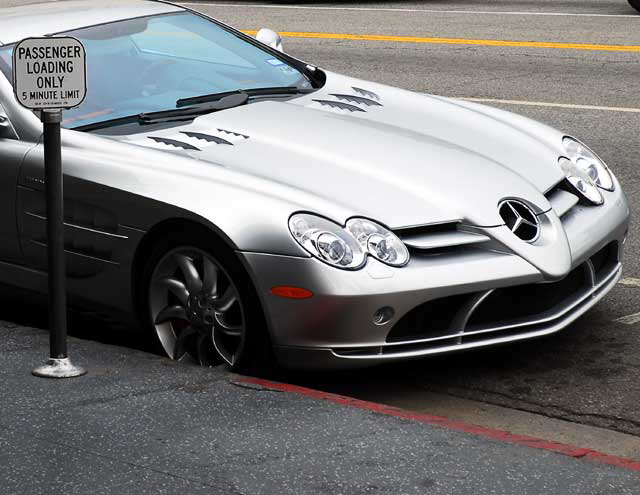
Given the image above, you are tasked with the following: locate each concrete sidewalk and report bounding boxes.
[1,322,639,495]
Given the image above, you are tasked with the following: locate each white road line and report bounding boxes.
[619,278,640,287]
[179,3,640,19]
[613,280,640,324]
[614,312,640,325]
[456,98,640,113]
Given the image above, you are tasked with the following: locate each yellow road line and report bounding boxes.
[242,30,640,53]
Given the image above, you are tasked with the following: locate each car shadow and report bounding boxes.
[0,282,550,381]
[0,282,620,408]
[0,284,151,353]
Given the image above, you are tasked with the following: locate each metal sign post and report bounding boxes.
[12,37,87,378]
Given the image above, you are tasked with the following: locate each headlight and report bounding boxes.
[289,214,365,269]
[289,214,410,269]
[346,218,409,267]
[562,136,614,192]
[559,157,603,205]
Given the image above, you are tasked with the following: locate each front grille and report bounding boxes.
[590,241,618,282]
[466,267,586,329]
[383,241,619,349]
[395,222,490,255]
[386,293,472,343]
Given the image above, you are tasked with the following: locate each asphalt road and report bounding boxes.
[1,0,640,450]
[4,324,640,495]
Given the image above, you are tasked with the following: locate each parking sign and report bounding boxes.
[13,36,89,379]
[12,37,87,110]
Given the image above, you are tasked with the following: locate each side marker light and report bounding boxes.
[270,286,314,299]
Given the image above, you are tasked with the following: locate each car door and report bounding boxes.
[0,100,34,264]
[15,124,146,319]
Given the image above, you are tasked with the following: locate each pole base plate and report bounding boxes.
[32,358,87,379]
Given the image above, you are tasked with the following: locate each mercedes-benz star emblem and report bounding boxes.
[498,200,540,242]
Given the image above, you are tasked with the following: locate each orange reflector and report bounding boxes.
[270,286,314,299]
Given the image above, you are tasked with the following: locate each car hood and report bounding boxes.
[116,74,566,229]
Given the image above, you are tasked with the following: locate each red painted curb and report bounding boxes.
[236,376,640,472]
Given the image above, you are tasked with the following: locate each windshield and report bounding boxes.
[0,11,312,129]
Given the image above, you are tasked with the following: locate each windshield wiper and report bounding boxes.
[176,86,314,107]
[74,86,311,132]
[141,91,249,124]
[74,92,249,131]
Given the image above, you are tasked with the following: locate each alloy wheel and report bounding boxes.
[149,247,245,366]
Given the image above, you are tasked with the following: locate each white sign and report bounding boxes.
[12,37,87,110]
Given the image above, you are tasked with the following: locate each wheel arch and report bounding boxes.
[130,216,270,339]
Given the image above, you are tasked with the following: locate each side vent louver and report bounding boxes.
[181,131,232,145]
[148,136,201,151]
[312,99,366,112]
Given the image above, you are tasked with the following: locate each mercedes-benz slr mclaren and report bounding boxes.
[0,0,629,371]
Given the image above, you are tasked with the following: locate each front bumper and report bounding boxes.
[242,187,629,369]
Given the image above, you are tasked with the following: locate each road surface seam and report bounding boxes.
[433,385,640,433]
[51,377,227,409]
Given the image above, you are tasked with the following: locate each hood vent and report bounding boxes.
[218,128,250,139]
[311,87,383,113]
[181,131,232,145]
[142,129,250,151]
[148,136,201,151]
[312,99,366,112]
[352,87,380,101]
[330,93,382,107]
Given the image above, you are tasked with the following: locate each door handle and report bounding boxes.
[0,116,9,128]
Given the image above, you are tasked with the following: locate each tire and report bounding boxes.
[139,228,276,375]
[630,0,640,12]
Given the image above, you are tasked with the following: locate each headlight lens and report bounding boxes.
[289,214,365,269]
[316,232,353,265]
[346,218,410,267]
[562,137,614,191]
[289,214,410,269]
[559,157,603,205]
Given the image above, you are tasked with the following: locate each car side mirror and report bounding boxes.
[256,28,284,53]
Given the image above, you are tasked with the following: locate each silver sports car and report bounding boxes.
[0,1,629,371]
